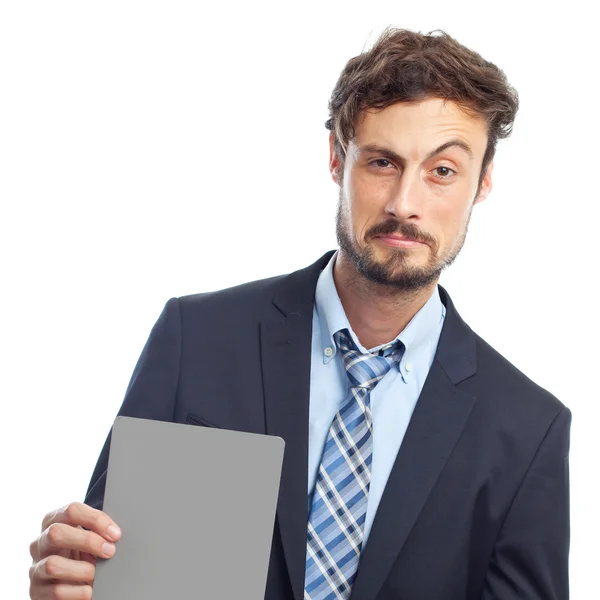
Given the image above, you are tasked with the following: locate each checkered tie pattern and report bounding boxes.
[304,329,402,600]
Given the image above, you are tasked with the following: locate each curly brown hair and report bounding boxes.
[326,28,519,187]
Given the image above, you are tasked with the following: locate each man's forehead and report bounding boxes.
[351,98,488,159]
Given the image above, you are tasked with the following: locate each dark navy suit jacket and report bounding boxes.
[84,250,571,600]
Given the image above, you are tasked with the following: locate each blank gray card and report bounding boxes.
[92,416,285,600]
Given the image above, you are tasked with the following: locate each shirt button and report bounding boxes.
[405,362,413,372]
[324,347,334,357]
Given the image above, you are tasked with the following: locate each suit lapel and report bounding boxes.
[349,286,478,600]
[349,364,476,600]
[261,251,336,600]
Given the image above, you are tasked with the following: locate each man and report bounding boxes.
[29,28,570,600]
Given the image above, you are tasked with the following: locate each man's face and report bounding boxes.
[331,97,493,290]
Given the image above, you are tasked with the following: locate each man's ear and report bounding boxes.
[474,160,493,205]
[329,132,343,185]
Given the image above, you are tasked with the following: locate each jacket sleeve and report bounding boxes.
[83,297,182,511]
[481,406,572,600]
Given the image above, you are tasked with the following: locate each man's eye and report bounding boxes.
[370,159,393,169]
[433,166,456,178]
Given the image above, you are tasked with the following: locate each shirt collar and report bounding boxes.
[314,250,446,372]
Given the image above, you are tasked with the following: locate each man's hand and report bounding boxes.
[29,502,121,599]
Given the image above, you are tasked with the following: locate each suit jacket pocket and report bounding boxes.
[185,412,222,429]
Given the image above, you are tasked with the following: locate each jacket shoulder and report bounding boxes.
[175,271,289,323]
[472,332,569,418]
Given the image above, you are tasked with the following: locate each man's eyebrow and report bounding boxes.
[356,139,474,162]
[426,140,474,161]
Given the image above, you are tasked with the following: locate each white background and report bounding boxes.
[1,1,598,597]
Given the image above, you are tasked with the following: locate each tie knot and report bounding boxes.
[334,329,402,391]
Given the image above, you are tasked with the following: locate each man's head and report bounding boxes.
[327,29,519,291]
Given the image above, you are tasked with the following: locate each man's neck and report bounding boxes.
[332,252,438,350]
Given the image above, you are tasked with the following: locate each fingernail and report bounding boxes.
[107,525,121,541]
[102,542,116,557]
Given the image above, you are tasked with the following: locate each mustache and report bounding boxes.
[367,220,436,248]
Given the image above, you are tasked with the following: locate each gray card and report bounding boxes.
[92,416,285,600]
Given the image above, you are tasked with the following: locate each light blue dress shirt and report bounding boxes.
[307,251,446,548]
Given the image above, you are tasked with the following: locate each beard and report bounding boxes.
[335,190,472,291]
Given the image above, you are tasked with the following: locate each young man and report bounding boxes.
[29,29,570,600]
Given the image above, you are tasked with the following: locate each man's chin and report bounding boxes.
[358,259,441,289]
[368,243,431,266]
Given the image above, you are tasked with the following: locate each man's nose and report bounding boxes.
[385,170,424,220]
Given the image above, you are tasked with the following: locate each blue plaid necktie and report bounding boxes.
[304,329,402,600]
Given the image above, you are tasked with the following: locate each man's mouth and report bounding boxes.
[373,234,427,248]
